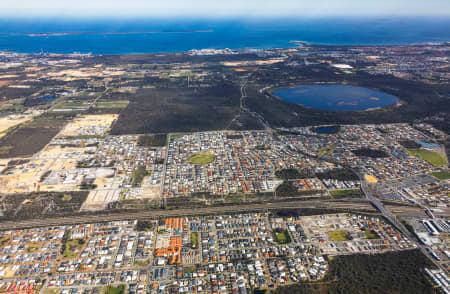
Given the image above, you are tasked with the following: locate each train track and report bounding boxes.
[0,199,375,230]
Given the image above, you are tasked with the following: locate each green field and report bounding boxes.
[430,171,450,180]
[274,229,291,244]
[191,232,199,249]
[363,230,380,239]
[104,285,125,294]
[407,148,446,167]
[63,239,86,258]
[26,242,41,253]
[96,100,129,109]
[54,102,87,109]
[329,230,351,241]
[188,153,215,165]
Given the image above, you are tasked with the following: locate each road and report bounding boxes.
[360,176,444,270]
[227,69,271,130]
[288,140,443,269]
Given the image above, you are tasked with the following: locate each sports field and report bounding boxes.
[188,154,215,165]
[274,229,291,244]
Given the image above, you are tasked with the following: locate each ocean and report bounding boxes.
[0,17,449,55]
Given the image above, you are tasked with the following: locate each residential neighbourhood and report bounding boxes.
[0,212,420,294]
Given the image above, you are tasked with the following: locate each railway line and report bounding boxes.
[0,199,375,230]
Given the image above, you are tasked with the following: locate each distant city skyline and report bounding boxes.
[2,0,450,18]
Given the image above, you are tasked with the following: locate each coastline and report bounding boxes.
[0,41,449,57]
[0,29,214,37]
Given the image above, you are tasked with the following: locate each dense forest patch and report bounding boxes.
[274,250,436,294]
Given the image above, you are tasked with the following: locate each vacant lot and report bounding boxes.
[275,168,311,179]
[407,148,446,167]
[364,230,380,239]
[110,84,241,134]
[0,236,10,248]
[0,114,33,138]
[316,169,359,181]
[138,134,167,147]
[329,230,351,241]
[132,166,150,187]
[0,191,88,221]
[58,114,117,137]
[330,189,363,198]
[104,285,125,294]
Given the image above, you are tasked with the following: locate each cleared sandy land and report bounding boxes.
[46,68,125,80]
[365,174,378,183]
[57,114,118,137]
[37,145,94,160]
[222,58,285,67]
[7,84,31,88]
[0,74,19,79]
[141,176,161,199]
[0,115,33,138]
[0,173,40,193]
[81,189,120,211]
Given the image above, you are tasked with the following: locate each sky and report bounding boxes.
[2,0,450,18]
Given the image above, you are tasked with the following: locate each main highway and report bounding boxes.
[360,175,444,270]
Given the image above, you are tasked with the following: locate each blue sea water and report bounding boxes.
[273,85,399,111]
[0,17,449,54]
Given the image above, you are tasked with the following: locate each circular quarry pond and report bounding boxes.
[273,85,399,111]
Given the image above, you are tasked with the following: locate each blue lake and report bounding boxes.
[273,85,399,111]
[36,96,55,101]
